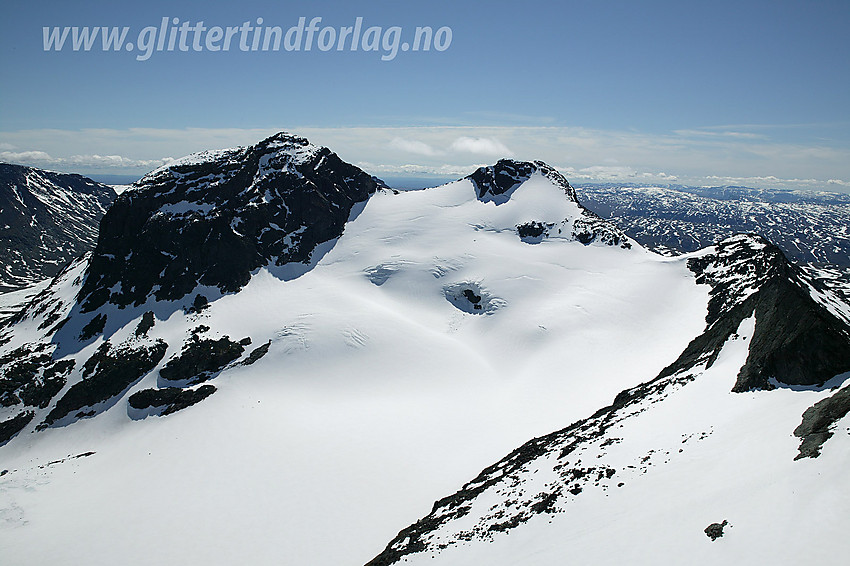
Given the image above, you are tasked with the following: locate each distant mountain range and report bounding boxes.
[578,183,850,267]
[0,163,116,291]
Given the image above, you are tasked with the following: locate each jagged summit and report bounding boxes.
[140,132,325,184]
[467,159,578,205]
[678,233,850,391]
[78,132,384,312]
[462,159,631,249]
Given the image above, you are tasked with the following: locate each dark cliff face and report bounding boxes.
[78,133,384,312]
[467,160,631,249]
[466,159,579,204]
[0,163,116,291]
[0,133,385,434]
[663,234,850,391]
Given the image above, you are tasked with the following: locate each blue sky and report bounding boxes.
[1,0,849,191]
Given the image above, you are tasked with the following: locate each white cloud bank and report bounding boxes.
[448,136,514,157]
[0,125,848,192]
[0,150,174,171]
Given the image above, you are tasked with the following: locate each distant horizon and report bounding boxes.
[9,162,847,197]
[3,2,849,194]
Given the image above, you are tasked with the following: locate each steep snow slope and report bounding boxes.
[0,164,116,292]
[367,234,850,565]
[369,316,850,566]
[0,151,712,565]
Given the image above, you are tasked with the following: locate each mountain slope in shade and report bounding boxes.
[0,139,848,566]
[366,234,850,566]
[80,132,383,312]
[0,164,116,292]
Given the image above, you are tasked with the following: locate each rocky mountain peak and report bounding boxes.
[78,132,384,312]
[466,159,578,204]
[661,233,850,391]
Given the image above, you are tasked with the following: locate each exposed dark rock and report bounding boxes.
[128,385,216,416]
[705,520,728,541]
[516,221,546,238]
[444,282,502,315]
[665,234,850,392]
[242,340,271,366]
[793,386,850,460]
[187,294,209,314]
[39,451,96,468]
[0,344,73,409]
[18,360,73,408]
[159,335,247,385]
[78,133,383,312]
[467,159,578,204]
[0,163,116,292]
[0,346,51,406]
[42,340,167,427]
[0,411,34,445]
[79,313,107,340]
[462,289,482,304]
[135,311,155,336]
[571,210,632,249]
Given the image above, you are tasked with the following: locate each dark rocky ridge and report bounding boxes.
[0,410,34,445]
[793,385,850,459]
[41,340,167,427]
[79,132,384,312]
[467,159,579,203]
[366,352,700,565]
[128,385,216,416]
[663,234,850,391]
[159,335,249,386]
[0,133,384,435]
[467,160,631,249]
[0,343,74,409]
[0,163,116,291]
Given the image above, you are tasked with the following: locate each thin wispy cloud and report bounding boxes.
[0,149,174,171]
[448,136,513,157]
[674,129,765,140]
[388,137,440,156]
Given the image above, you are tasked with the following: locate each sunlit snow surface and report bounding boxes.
[0,174,847,565]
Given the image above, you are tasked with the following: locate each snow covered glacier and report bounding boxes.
[1,133,848,566]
